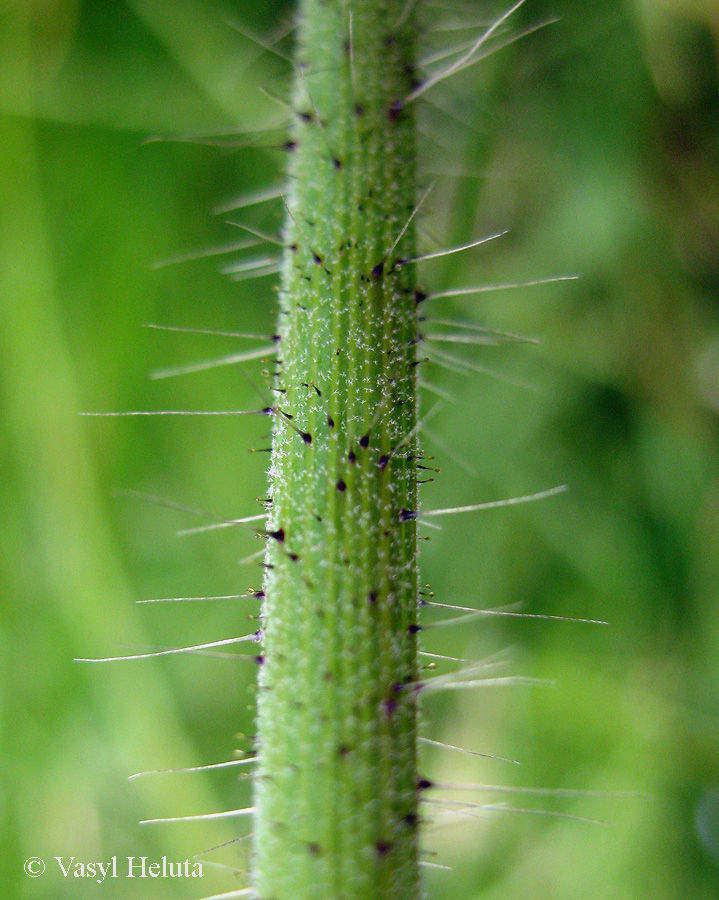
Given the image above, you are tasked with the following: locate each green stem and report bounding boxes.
[252,1,421,898]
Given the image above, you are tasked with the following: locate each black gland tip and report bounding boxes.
[288,552,299,562]
[271,333,281,344]
[348,449,356,464]
[260,406,274,415]
[383,698,397,716]
[417,778,433,791]
[336,479,347,493]
[268,528,285,543]
[414,289,427,304]
[328,415,335,429]
[408,623,421,635]
[251,590,265,600]
[371,259,385,279]
[403,813,419,828]
[399,508,417,522]
[389,100,404,120]
[368,591,378,604]
[354,102,365,117]
[312,252,323,266]
[283,140,297,152]
[255,654,265,665]
[359,432,370,449]
[301,431,312,445]
[331,157,342,170]
[375,841,392,857]
[378,454,389,469]
[298,110,313,123]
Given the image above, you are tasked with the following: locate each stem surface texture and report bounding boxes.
[253,2,421,898]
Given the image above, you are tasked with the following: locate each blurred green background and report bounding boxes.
[1,0,718,898]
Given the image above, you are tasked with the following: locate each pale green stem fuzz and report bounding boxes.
[252,1,422,898]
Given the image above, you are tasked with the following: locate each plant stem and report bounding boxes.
[252,1,422,897]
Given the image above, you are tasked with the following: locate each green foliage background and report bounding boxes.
[1,0,718,898]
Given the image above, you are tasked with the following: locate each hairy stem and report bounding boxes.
[252,1,421,898]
